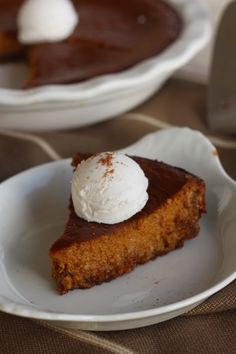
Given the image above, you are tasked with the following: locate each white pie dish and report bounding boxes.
[0,0,211,131]
[0,127,235,331]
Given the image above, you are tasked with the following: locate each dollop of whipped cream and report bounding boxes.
[71,152,149,224]
[17,0,79,44]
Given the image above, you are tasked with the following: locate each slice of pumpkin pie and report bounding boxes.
[50,152,206,294]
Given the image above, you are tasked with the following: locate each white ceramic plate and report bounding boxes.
[0,0,211,131]
[0,127,235,331]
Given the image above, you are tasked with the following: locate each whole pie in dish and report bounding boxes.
[50,153,206,294]
[0,0,182,87]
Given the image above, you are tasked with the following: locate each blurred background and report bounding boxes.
[178,0,233,82]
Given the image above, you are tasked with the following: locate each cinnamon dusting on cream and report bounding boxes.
[98,153,115,178]
[99,153,113,167]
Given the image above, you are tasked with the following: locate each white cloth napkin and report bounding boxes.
[177,0,233,83]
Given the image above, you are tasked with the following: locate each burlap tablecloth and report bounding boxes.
[0,79,235,354]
